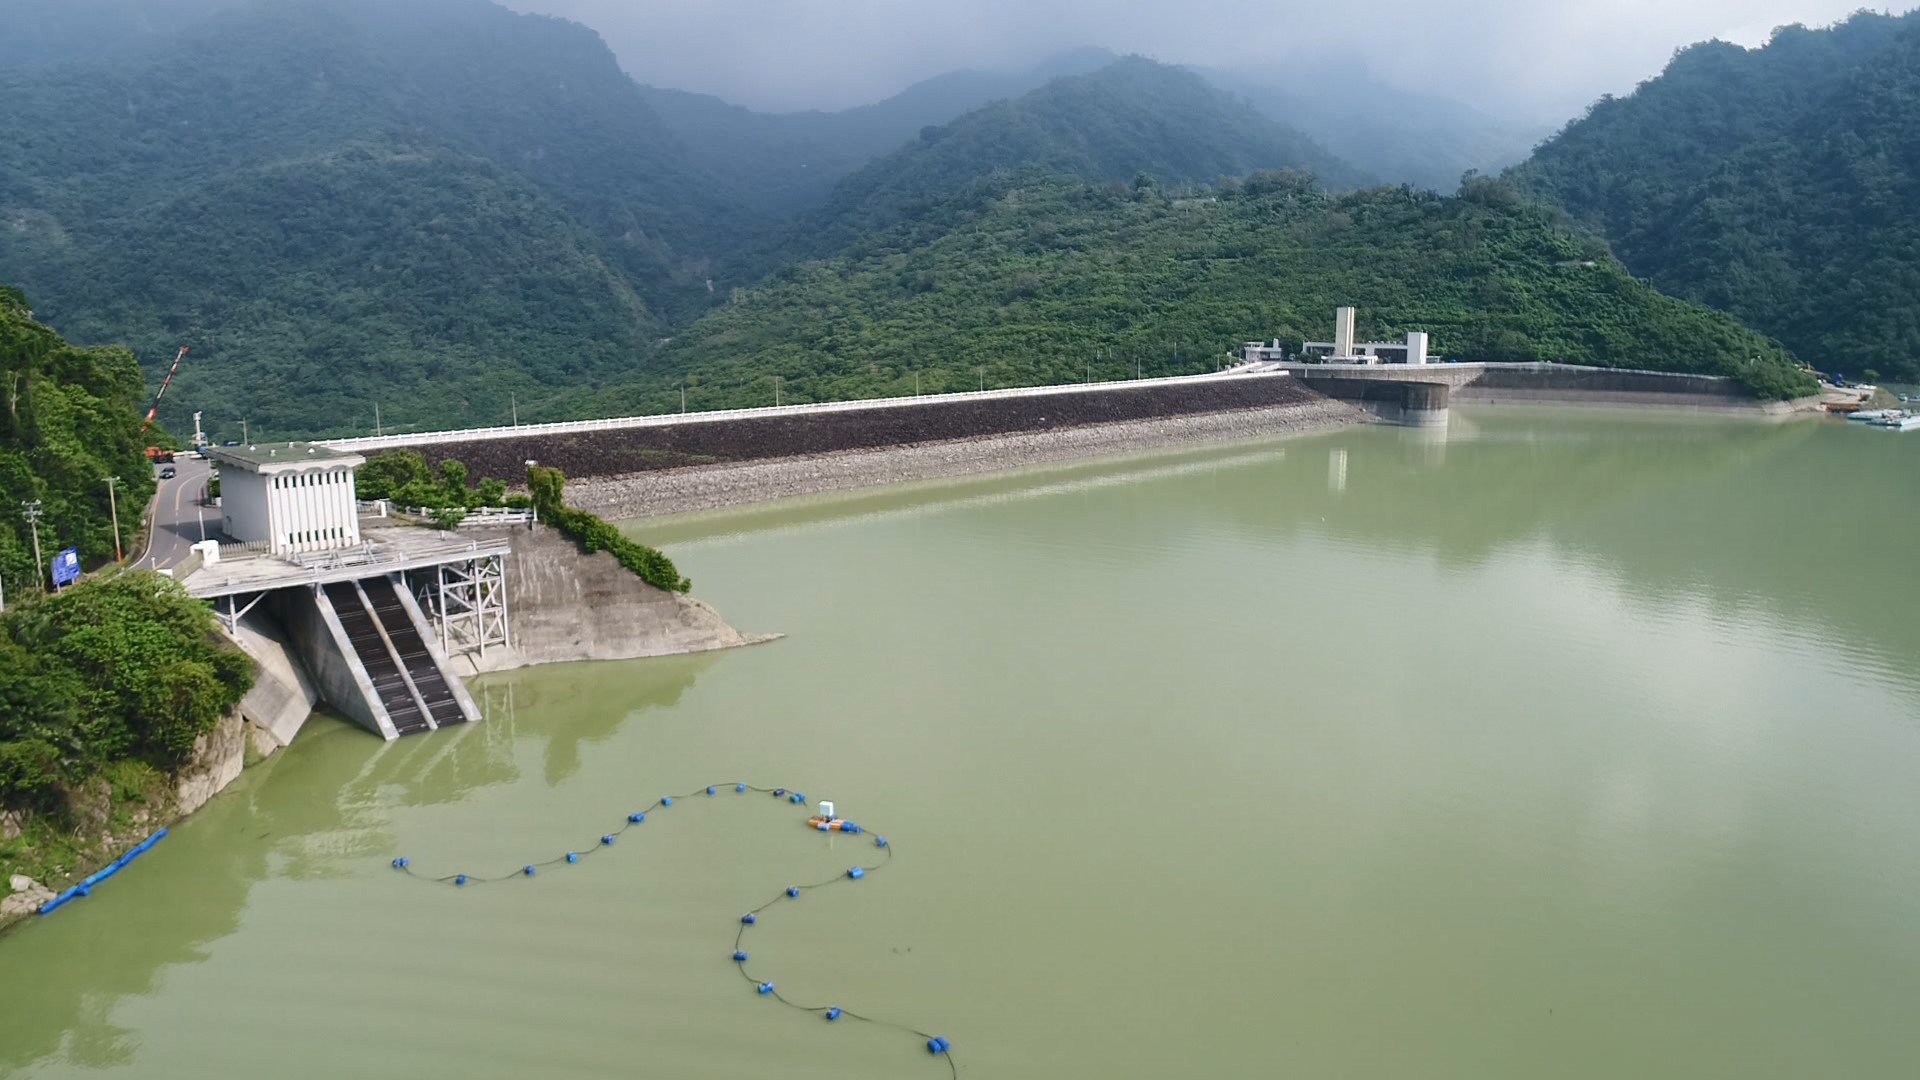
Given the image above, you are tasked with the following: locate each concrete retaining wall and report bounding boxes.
[441,525,775,675]
[271,587,395,739]
[379,376,1325,482]
[230,611,322,747]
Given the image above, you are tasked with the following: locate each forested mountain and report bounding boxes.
[0,0,229,71]
[1202,68,1545,192]
[639,49,1118,216]
[0,0,1822,439]
[0,285,156,597]
[568,173,1809,418]
[1513,11,1920,381]
[0,0,739,439]
[767,58,1369,270]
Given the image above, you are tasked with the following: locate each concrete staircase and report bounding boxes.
[323,581,432,735]
[360,576,472,730]
[315,577,479,737]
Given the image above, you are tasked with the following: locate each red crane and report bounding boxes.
[141,347,189,432]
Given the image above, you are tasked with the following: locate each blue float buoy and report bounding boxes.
[816,821,830,832]
[565,852,578,863]
[773,788,786,798]
[874,836,888,847]
[847,867,865,880]
[757,982,774,995]
[741,913,757,925]
[706,786,716,796]
[391,856,410,869]
[736,783,747,792]
[927,1036,951,1054]
[843,822,861,834]
[786,886,800,898]
[826,1007,842,1021]
[601,835,615,845]
[662,796,673,807]
[629,812,645,823]
[733,950,748,962]
[523,865,537,876]
[454,874,468,886]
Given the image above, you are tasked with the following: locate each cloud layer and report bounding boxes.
[515,0,1914,122]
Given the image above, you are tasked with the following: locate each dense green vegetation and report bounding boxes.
[0,286,156,598]
[577,172,1811,415]
[1513,11,1920,381]
[0,0,738,440]
[0,0,226,72]
[356,450,509,510]
[0,571,252,811]
[527,465,689,593]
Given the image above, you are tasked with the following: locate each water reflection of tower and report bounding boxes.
[1403,420,1448,466]
[1328,448,1348,493]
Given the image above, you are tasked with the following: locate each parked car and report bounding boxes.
[158,465,176,479]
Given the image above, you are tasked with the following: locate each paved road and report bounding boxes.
[139,457,219,570]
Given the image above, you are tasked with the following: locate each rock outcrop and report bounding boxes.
[2,875,54,920]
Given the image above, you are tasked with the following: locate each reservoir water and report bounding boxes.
[3,408,1918,1078]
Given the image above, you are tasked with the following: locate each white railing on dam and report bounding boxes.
[316,368,1289,454]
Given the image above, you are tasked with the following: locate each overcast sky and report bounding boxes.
[514,0,1914,123]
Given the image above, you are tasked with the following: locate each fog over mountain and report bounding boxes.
[517,0,1917,123]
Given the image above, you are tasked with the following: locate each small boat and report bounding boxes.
[1847,409,1894,422]
[1871,412,1920,431]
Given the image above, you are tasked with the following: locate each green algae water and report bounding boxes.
[4,408,1919,1078]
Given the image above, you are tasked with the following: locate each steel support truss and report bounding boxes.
[404,553,511,661]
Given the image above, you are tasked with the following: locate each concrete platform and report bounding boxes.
[178,526,511,600]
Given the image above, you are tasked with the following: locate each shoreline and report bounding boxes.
[565,399,1369,520]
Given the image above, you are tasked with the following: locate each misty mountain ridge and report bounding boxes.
[762,56,1371,272]
[1199,67,1548,192]
[638,47,1120,215]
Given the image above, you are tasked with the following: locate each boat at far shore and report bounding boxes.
[1870,411,1920,431]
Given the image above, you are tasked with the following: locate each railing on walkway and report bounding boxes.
[316,368,1288,453]
[397,506,536,526]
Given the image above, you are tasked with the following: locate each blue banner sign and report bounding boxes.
[51,547,80,587]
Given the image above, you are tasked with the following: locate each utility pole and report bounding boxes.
[914,371,920,396]
[773,375,783,408]
[20,500,44,592]
[105,476,123,561]
[681,382,687,414]
[511,393,518,427]
[240,418,249,444]
[978,366,985,392]
[374,403,382,438]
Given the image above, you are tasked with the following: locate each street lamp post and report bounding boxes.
[20,500,44,592]
[105,476,123,561]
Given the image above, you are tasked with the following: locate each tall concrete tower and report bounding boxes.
[1333,307,1357,359]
